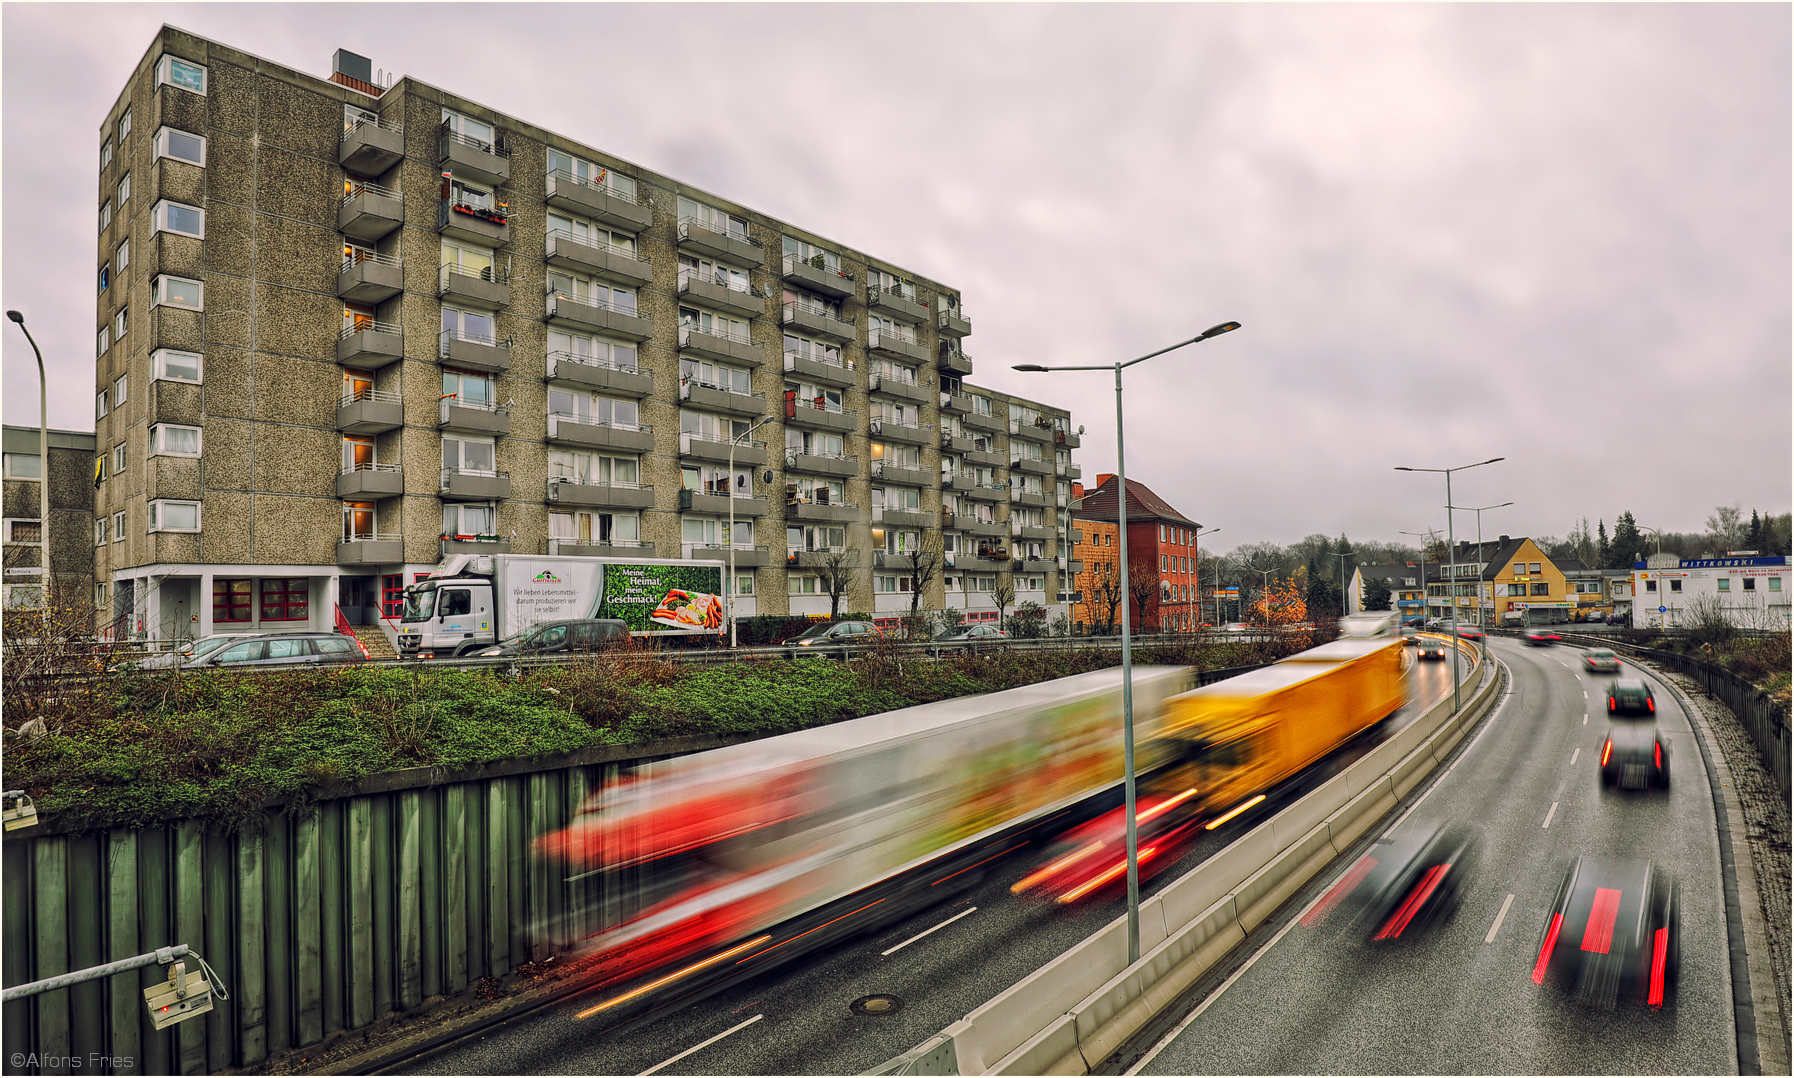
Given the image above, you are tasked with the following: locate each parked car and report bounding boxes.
[476,618,631,658]
[935,623,1009,650]
[1524,629,1562,646]
[1607,612,1630,626]
[1583,648,1622,674]
[1606,677,1656,716]
[119,632,258,671]
[187,633,370,669]
[784,620,881,658]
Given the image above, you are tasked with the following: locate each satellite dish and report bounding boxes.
[762,470,774,484]
[1078,425,1085,435]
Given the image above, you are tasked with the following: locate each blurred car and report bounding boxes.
[1416,641,1448,661]
[1532,856,1679,1008]
[1399,624,1421,645]
[1583,648,1622,674]
[1600,725,1670,791]
[123,632,258,671]
[477,618,630,658]
[1606,612,1630,626]
[1455,626,1484,641]
[1607,677,1656,716]
[188,633,369,669]
[1524,629,1562,646]
[784,620,881,658]
[1221,622,1252,633]
[935,623,1009,650]
[1302,819,1479,943]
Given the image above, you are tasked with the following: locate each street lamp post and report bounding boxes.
[1399,529,1436,628]
[1327,549,1353,617]
[728,416,773,650]
[1014,319,1240,964]
[1444,501,1512,660]
[1192,526,1219,626]
[5,312,50,604]
[1396,458,1504,713]
[1638,525,1667,630]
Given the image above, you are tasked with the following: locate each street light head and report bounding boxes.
[1199,321,1241,339]
[1393,466,1414,472]
[1011,364,1049,372]
[4,311,21,324]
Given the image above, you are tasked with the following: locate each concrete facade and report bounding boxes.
[92,27,1077,639]
[1,426,97,612]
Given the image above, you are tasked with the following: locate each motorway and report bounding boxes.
[398,652,1463,1076]
[1130,636,1733,1075]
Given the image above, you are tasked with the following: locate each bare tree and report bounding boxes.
[1089,567,1124,634]
[902,532,945,630]
[992,578,1015,628]
[816,550,856,621]
[1705,505,1747,552]
[1129,557,1158,632]
[1683,590,1736,647]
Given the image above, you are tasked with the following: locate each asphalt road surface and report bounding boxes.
[397,652,1464,1077]
[1131,636,1734,1075]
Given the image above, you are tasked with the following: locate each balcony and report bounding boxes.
[677,217,763,266]
[939,344,974,377]
[337,463,403,499]
[870,418,930,446]
[437,125,511,188]
[439,469,511,501]
[1012,490,1051,509]
[438,329,512,374]
[936,307,971,338]
[547,414,654,453]
[437,199,510,247]
[439,264,511,310]
[338,182,402,243]
[337,252,402,304]
[685,543,770,567]
[1016,524,1056,541]
[546,233,652,287]
[679,323,761,366]
[781,301,855,342]
[441,537,513,557]
[336,389,402,434]
[781,255,855,299]
[678,270,764,320]
[548,538,656,558]
[1055,429,1081,449]
[866,285,927,323]
[338,321,404,370]
[337,535,403,565]
[680,433,766,467]
[785,399,857,433]
[786,498,858,524]
[679,379,764,417]
[940,432,975,454]
[547,352,653,397]
[869,371,931,405]
[1065,462,1082,481]
[873,506,933,529]
[963,444,1005,468]
[960,481,1005,503]
[784,451,856,478]
[783,350,856,387]
[547,292,652,340]
[787,548,851,568]
[1012,456,1054,476]
[962,410,1005,434]
[679,488,768,517]
[439,397,511,436]
[871,460,929,487]
[867,328,927,365]
[544,170,651,231]
[940,391,972,415]
[1010,417,1056,443]
[940,509,956,530]
[1013,557,1054,574]
[962,520,1006,539]
[340,116,405,176]
[963,552,1011,571]
[547,478,655,510]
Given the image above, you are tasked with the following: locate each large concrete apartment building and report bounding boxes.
[92,27,1081,640]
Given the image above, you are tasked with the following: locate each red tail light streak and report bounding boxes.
[1372,863,1451,940]
[1580,887,1621,954]
[1532,913,1564,984]
[1647,927,1669,1006]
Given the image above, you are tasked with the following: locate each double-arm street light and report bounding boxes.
[5,312,49,601]
[1444,500,1512,658]
[1327,548,1353,616]
[1014,319,1240,964]
[728,416,774,650]
[1192,526,1219,625]
[1637,525,1668,629]
[1396,457,1504,713]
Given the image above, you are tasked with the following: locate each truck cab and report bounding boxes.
[397,555,498,658]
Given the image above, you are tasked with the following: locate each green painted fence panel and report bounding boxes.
[265,818,293,1055]
[527,774,551,962]
[3,841,30,1076]
[418,789,442,1002]
[485,781,510,980]
[105,833,141,1073]
[293,813,323,1047]
[347,800,373,1030]
[318,802,344,1038]
[370,795,394,1020]
[133,828,172,1076]
[172,821,204,1077]
[34,838,70,1075]
[236,832,267,1065]
[396,790,422,1012]
[202,830,233,1073]
[443,784,468,996]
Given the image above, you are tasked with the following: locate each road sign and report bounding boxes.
[1658,606,1667,614]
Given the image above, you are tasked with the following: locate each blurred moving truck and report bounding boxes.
[396,553,726,658]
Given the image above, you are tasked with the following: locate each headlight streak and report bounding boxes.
[1204,794,1266,830]
[574,935,771,1019]
[1011,841,1105,893]
[1058,846,1158,903]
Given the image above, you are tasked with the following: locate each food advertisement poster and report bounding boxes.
[591,561,725,634]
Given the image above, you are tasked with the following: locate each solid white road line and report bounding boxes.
[1542,802,1559,829]
[640,1014,763,1076]
[1570,748,1580,766]
[1485,894,1516,943]
[881,906,977,956]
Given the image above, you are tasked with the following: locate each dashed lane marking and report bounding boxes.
[881,906,977,956]
[1486,894,1516,943]
[1570,748,1579,766]
[1542,802,1559,829]
[640,1014,763,1076]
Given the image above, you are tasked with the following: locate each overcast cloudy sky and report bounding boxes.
[4,4,1787,551]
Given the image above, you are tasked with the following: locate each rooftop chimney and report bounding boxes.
[1095,473,1116,489]
[1498,534,1509,543]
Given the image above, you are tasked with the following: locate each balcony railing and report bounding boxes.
[341,319,403,341]
[440,467,505,481]
[549,537,649,555]
[439,263,509,288]
[547,230,651,267]
[546,169,641,204]
[678,266,755,296]
[342,461,401,476]
[547,476,641,498]
[341,531,401,543]
[682,321,753,346]
[440,396,510,418]
[783,350,854,373]
[340,180,400,211]
[440,126,509,158]
[341,248,400,273]
[342,114,403,140]
[443,198,510,227]
[547,350,640,377]
[783,253,851,279]
[549,411,648,433]
[867,327,919,349]
[340,387,401,408]
[438,328,513,354]
[788,398,850,418]
[678,216,758,247]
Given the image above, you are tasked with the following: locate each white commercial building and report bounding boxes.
[1631,553,1791,629]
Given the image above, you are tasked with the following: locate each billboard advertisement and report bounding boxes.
[495,557,725,635]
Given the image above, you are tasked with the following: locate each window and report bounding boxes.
[443,502,499,537]
[441,306,495,344]
[681,410,753,443]
[112,511,126,541]
[782,236,840,273]
[1717,578,1731,592]
[3,453,40,479]
[213,579,252,623]
[99,199,111,233]
[1528,562,1542,574]
[117,239,130,274]
[787,525,846,552]
[1669,579,1683,592]
[101,139,113,170]
[112,443,126,474]
[342,436,375,472]
[680,357,752,394]
[156,56,206,96]
[117,172,131,205]
[440,240,496,282]
[96,388,108,417]
[681,464,750,495]
[150,424,201,457]
[344,501,376,541]
[1530,582,1550,596]
[876,575,916,594]
[677,197,747,240]
[99,264,110,294]
[117,107,133,141]
[682,517,751,548]
[678,254,750,294]
[547,212,635,252]
[147,499,201,532]
[785,428,845,458]
[549,388,638,428]
[154,349,202,383]
[441,109,495,151]
[789,574,819,595]
[113,372,127,405]
[154,126,206,166]
[548,330,637,373]
[5,519,42,544]
[1742,577,1756,592]
[261,579,309,621]
[153,200,205,239]
[734,574,754,596]
[446,177,493,214]
[442,436,496,475]
[441,368,495,406]
[869,268,914,300]
[96,518,108,546]
[152,275,204,311]
[549,509,638,544]
[551,450,638,486]
[783,331,842,365]
[1645,579,1657,592]
[973,395,993,416]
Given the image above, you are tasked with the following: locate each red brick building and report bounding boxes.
[1071,475,1202,633]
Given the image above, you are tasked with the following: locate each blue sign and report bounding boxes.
[1634,556,1790,570]
[1658,606,1668,613]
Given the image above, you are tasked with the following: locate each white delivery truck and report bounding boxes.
[395,553,728,658]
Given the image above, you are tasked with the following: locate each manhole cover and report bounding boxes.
[850,994,904,1016]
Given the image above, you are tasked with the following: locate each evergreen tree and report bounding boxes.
[1610,511,1644,568]
[1596,519,1610,569]
[1362,578,1393,611]
[1746,510,1763,551]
